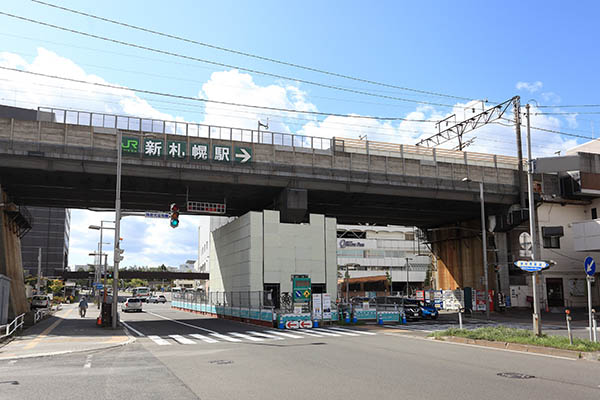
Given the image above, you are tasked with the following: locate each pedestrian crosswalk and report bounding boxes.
[386,321,565,333]
[145,327,376,346]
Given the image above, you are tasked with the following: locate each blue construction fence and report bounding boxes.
[172,291,405,327]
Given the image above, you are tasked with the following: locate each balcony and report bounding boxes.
[572,219,600,251]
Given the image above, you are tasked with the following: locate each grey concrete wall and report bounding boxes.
[209,210,337,298]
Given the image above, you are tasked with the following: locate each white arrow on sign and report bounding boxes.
[235,148,251,163]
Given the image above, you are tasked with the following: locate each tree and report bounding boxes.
[48,279,64,295]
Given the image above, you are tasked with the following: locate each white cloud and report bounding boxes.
[516,81,543,93]
[197,69,318,134]
[0,48,176,121]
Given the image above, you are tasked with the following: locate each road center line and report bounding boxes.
[120,321,145,337]
[145,311,217,334]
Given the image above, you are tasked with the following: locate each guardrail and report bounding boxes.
[36,106,521,169]
[1,313,25,339]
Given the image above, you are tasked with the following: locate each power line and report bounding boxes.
[0,47,446,112]
[0,11,460,109]
[0,66,440,122]
[31,0,475,102]
[536,104,600,109]
[535,111,600,116]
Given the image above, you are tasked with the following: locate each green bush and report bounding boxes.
[431,326,600,352]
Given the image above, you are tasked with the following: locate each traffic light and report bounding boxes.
[114,247,124,262]
[170,203,180,228]
[107,271,113,279]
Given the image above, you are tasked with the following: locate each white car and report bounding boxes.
[31,295,50,309]
[147,295,167,304]
[121,298,143,312]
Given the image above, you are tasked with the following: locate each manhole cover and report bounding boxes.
[497,372,535,379]
[311,342,326,346]
[0,381,19,385]
[208,360,233,365]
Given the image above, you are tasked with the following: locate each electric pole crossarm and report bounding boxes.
[416,97,516,149]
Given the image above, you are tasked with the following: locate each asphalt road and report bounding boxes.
[1,304,599,400]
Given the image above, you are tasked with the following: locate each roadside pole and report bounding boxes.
[526,104,542,336]
[36,247,41,293]
[112,130,123,329]
[588,276,593,341]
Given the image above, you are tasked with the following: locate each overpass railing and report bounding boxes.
[36,106,521,169]
[37,106,333,151]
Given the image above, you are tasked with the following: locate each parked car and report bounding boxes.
[418,301,439,320]
[121,297,143,312]
[147,295,167,304]
[373,296,421,321]
[31,295,50,309]
[399,298,422,321]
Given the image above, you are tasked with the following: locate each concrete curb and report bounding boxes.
[436,336,600,361]
[0,335,136,361]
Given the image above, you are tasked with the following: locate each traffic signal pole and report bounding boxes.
[112,130,123,329]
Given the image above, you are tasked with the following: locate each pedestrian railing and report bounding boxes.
[1,313,25,339]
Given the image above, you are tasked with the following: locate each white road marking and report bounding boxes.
[209,333,242,342]
[148,335,171,346]
[189,333,219,343]
[329,327,376,335]
[312,328,342,337]
[293,330,325,337]
[120,321,145,337]
[83,355,93,369]
[246,331,283,340]
[319,328,359,336]
[145,311,216,334]
[265,330,303,339]
[228,332,265,342]
[8,360,17,365]
[169,334,196,345]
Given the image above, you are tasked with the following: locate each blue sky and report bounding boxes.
[1,0,599,267]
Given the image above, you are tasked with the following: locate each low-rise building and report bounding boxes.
[337,225,432,298]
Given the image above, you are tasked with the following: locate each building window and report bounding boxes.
[592,208,597,220]
[542,226,563,249]
[404,232,414,241]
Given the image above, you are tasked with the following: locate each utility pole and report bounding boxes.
[36,247,42,293]
[405,258,410,297]
[112,130,123,329]
[479,181,490,319]
[514,96,526,209]
[526,103,542,336]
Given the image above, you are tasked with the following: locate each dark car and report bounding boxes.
[418,301,439,320]
[373,296,421,321]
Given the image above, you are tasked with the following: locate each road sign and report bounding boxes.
[187,201,226,214]
[299,320,313,329]
[584,256,596,276]
[285,321,299,329]
[144,211,170,219]
[519,232,532,250]
[514,260,549,272]
[234,146,252,163]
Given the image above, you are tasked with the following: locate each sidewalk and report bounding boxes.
[0,304,133,360]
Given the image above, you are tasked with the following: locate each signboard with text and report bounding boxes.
[120,139,252,163]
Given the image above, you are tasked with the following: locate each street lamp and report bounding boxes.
[463,177,490,319]
[89,221,115,310]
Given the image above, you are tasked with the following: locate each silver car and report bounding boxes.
[121,297,143,312]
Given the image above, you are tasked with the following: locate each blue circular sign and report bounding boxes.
[584,256,596,276]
